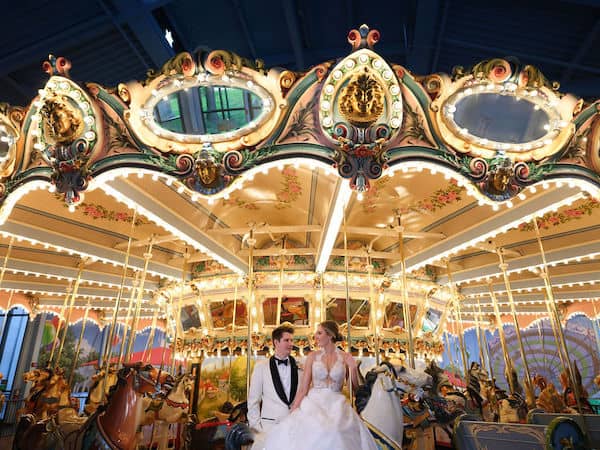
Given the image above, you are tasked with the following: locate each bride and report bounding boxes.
[261,320,379,450]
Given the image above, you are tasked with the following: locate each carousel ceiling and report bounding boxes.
[0,2,599,353]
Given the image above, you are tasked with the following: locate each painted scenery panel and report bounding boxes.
[262,297,309,326]
[422,308,442,333]
[383,302,418,329]
[209,300,247,329]
[326,298,370,327]
[180,304,202,331]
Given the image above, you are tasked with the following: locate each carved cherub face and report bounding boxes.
[339,69,385,128]
[41,96,83,144]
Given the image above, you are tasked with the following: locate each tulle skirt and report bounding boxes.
[256,387,379,450]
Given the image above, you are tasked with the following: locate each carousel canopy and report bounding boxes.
[0,2,599,360]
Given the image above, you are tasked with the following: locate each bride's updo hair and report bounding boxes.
[320,320,343,342]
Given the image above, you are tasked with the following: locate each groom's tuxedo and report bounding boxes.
[247,355,299,432]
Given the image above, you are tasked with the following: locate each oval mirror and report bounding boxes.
[453,93,550,143]
[153,85,264,136]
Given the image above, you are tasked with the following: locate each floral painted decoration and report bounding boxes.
[518,199,599,231]
[275,166,302,209]
[221,196,259,210]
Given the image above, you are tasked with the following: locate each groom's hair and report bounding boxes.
[272,323,294,342]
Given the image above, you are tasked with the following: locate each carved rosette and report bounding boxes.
[28,69,100,205]
[319,31,402,191]
[0,103,24,184]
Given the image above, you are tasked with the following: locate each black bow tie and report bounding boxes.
[275,357,288,366]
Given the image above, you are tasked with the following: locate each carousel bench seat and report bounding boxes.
[454,414,588,450]
[528,412,600,448]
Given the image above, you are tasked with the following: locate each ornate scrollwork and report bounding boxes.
[145,52,196,85]
[205,50,265,75]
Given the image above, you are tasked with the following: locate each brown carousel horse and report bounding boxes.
[498,367,528,423]
[17,367,53,419]
[84,364,119,415]
[559,362,594,414]
[13,363,157,450]
[533,373,573,413]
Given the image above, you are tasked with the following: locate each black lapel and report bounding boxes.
[269,357,290,406]
[289,356,298,404]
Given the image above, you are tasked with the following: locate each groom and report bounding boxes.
[247,323,299,433]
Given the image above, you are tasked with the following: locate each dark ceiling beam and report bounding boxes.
[230,0,258,60]
[406,0,441,75]
[346,0,355,31]
[561,77,600,97]
[560,18,600,86]
[282,0,306,70]
[0,16,114,78]
[430,0,450,73]
[445,37,600,75]
[108,0,175,69]
[1,76,34,104]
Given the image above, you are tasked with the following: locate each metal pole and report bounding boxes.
[446,263,469,378]
[487,283,513,378]
[531,218,583,413]
[245,230,256,399]
[276,238,286,326]
[118,271,140,365]
[397,214,414,369]
[126,239,154,361]
[471,303,487,375]
[69,299,91,386]
[342,211,354,405]
[367,257,379,365]
[496,249,534,401]
[56,259,86,366]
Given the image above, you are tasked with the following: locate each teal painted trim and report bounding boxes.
[95,88,155,154]
[386,145,447,160]
[573,102,599,129]
[264,70,319,146]
[16,107,43,174]
[234,142,336,172]
[89,152,162,173]
[399,74,446,149]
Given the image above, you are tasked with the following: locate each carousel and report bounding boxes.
[0,23,599,450]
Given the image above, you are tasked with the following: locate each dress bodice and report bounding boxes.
[312,349,345,391]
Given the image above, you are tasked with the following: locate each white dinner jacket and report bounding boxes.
[247,357,300,433]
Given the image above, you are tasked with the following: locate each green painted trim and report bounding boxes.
[399,74,446,149]
[265,70,320,145]
[573,103,599,129]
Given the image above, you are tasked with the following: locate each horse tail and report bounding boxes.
[224,422,254,450]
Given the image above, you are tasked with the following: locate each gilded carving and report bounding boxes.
[339,69,385,128]
[40,95,84,144]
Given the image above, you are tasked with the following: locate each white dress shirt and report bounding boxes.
[275,357,291,399]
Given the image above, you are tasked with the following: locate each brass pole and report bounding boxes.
[126,239,154,361]
[245,230,256,399]
[367,256,379,365]
[56,259,86,366]
[275,237,286,326]
[69,299,91,386]
[342,212,354,406]
[476,298,493,380]
[397,214,414,369]
[142,301,161,363]
[496,249,534,402]
[471,303,487,375]
[232,276,239,334]
[171,254,187,375]
[101,209,137,400]
[446,263,469,379]
[488,283,513,378]
[590,298,600,360]
[531,218,583,413]
[48,283,72,366]
[118,271,140,365]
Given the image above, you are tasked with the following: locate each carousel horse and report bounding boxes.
[560,362,594,414]
[18,367,53,419]
[66,363,157,450]
[141,372,195,425]
[84,364,118,415]
[480,377,505,422]
[499,367,528,423]
[533,374,572,414]
[464,362,486,418]
[190,401,248,449]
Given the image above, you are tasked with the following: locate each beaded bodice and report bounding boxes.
[312,349,345,391]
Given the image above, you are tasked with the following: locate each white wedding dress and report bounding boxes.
[261,349,379,450]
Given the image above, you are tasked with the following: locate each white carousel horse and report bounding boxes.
[358,362,407,448]
[141,372,194,425]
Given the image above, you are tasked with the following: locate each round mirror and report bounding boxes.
[453,93,550,144]
[153,85,264,136]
